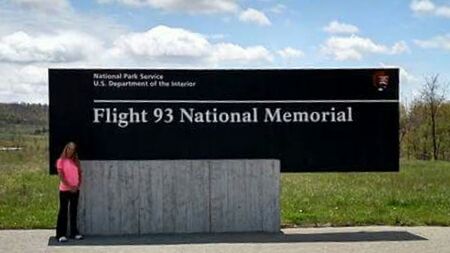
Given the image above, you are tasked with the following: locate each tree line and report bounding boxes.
[0,102,48,128]
[400,74,449,161]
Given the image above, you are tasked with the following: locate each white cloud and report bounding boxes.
[391,41,410,54]
[269,4,286,14]
[9,0,71,13]
[97,0,239,14]
[0,1,126,41]
[400,68,422,101]
[206,33,227,40]
[415,34,450,51]
[0,25,275,103]
[277,47,304,59]
[109,26,210,61]
[108,25,273,65]
[97,0,273,27]
[400,67,420,85]
[321,35,409,61]
[0,64,48,103]
[212,43,273,63]
[436,6,450,17]
[0,31,103,63]
[0,0,127,103]
[410,0,450,18]
[410,0,435,13]
[323,21,359,34]
[238,8,272,26]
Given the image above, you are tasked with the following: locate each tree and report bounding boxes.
[420,74,446,160]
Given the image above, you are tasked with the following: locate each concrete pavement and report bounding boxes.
[0,226,449,253]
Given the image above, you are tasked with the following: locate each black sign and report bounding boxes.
[49,69,399,174]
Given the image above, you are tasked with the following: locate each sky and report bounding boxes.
[0,0,449,104]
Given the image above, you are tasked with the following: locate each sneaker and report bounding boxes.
[58,236,68,242]
[74,234,83,240]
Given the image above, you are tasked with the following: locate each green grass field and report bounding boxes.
[281,160,450,227]
[0,132,58,229]
[0,133,449,228]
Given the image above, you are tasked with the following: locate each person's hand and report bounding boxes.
[70,186,78,193]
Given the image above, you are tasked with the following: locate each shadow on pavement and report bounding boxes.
[48,230,427,246]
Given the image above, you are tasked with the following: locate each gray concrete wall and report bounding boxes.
[78,160,280,235]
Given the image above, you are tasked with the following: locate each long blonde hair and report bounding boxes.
[59,142,81,168]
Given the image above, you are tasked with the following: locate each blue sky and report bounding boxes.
[0,0,449,103]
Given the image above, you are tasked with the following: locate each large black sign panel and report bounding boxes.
[49,69,399,174]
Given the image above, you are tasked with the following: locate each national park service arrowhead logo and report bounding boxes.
[373,71,389,91]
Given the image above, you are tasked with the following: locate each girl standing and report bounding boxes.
[55,142,83,242]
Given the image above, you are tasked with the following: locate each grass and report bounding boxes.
[281,160,450,226]
[0,132,59,229]
[0,169,58,229]
[0,133,449,228]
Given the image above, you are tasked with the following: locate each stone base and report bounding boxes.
[78,160,280,235]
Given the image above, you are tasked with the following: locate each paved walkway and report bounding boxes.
[1,226,449,253]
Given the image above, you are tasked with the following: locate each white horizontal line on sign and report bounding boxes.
[93,99,398,103]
